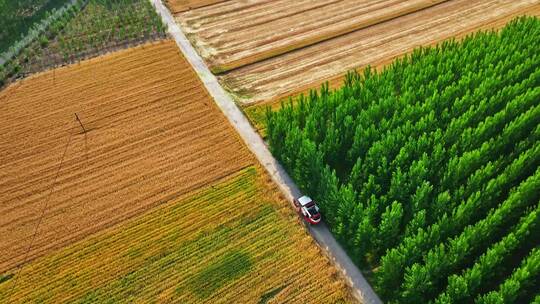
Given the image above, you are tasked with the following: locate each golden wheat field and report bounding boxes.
[178,0,446,73]
[0,40,254,271]
[0,167,352,303]
[175,0,539,104]
[223,0,540,104]
[0,40,352,303]
[166,0,228,13]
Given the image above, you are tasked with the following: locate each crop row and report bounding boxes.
[0,167,350,303]
[265,17,540,303]
[0,0,167,89]
[0,41,254,272]
[0,0,71,54]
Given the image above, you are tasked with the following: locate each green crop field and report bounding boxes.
[0,0,166,88]
[0,0,70,53]
[36,0,167,62]
[265,17,540,304]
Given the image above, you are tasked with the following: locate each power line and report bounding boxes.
[7,130,74,301]
[75,113,89,166]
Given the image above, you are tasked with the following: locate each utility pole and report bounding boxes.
[75,113,90,166]
[75,113,86,134]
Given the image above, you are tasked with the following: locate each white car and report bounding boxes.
[293,195,321,225]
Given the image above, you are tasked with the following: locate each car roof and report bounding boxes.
[298,195,313,206]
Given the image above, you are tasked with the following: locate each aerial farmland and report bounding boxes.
[176,0,539,104]
[1,0,539,303]
[0,33,351,304]
[0,41,254,271]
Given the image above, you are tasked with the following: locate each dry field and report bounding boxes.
[174,0,540,105]
[166,0,229,13]
[177,0,446,73]
[0,40,254,272]
[223,0,540,104]
[0,167,352,303]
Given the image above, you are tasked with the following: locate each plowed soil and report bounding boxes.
[0,40,254,272]
[166,0,229,13]
[178,0,447,73]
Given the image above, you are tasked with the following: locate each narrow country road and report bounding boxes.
[149,1,383,303]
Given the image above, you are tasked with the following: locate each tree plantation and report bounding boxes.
[266,17,540,304]
[0,0,167,88]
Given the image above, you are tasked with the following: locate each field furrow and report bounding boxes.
[177,0,447,73]
[0,167,351,303]
[215,0,540,104]
[0,40,254,272]
[166,0,231,13]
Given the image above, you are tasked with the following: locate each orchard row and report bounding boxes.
[266,17,540,304]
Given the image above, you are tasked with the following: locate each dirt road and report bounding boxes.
[151,0,382,303]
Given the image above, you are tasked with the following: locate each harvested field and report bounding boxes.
[0,167,352,303]
[177,0,446,73]
[166,0,230,13]
[0,40,254,272]
[176,0,539,104]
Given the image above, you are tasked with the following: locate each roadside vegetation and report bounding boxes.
[265,17,540,303]
[0,0,167,89]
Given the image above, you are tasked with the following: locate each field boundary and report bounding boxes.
[166,0,230,14]
[237,3,540,107]
[149,0,382,303]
